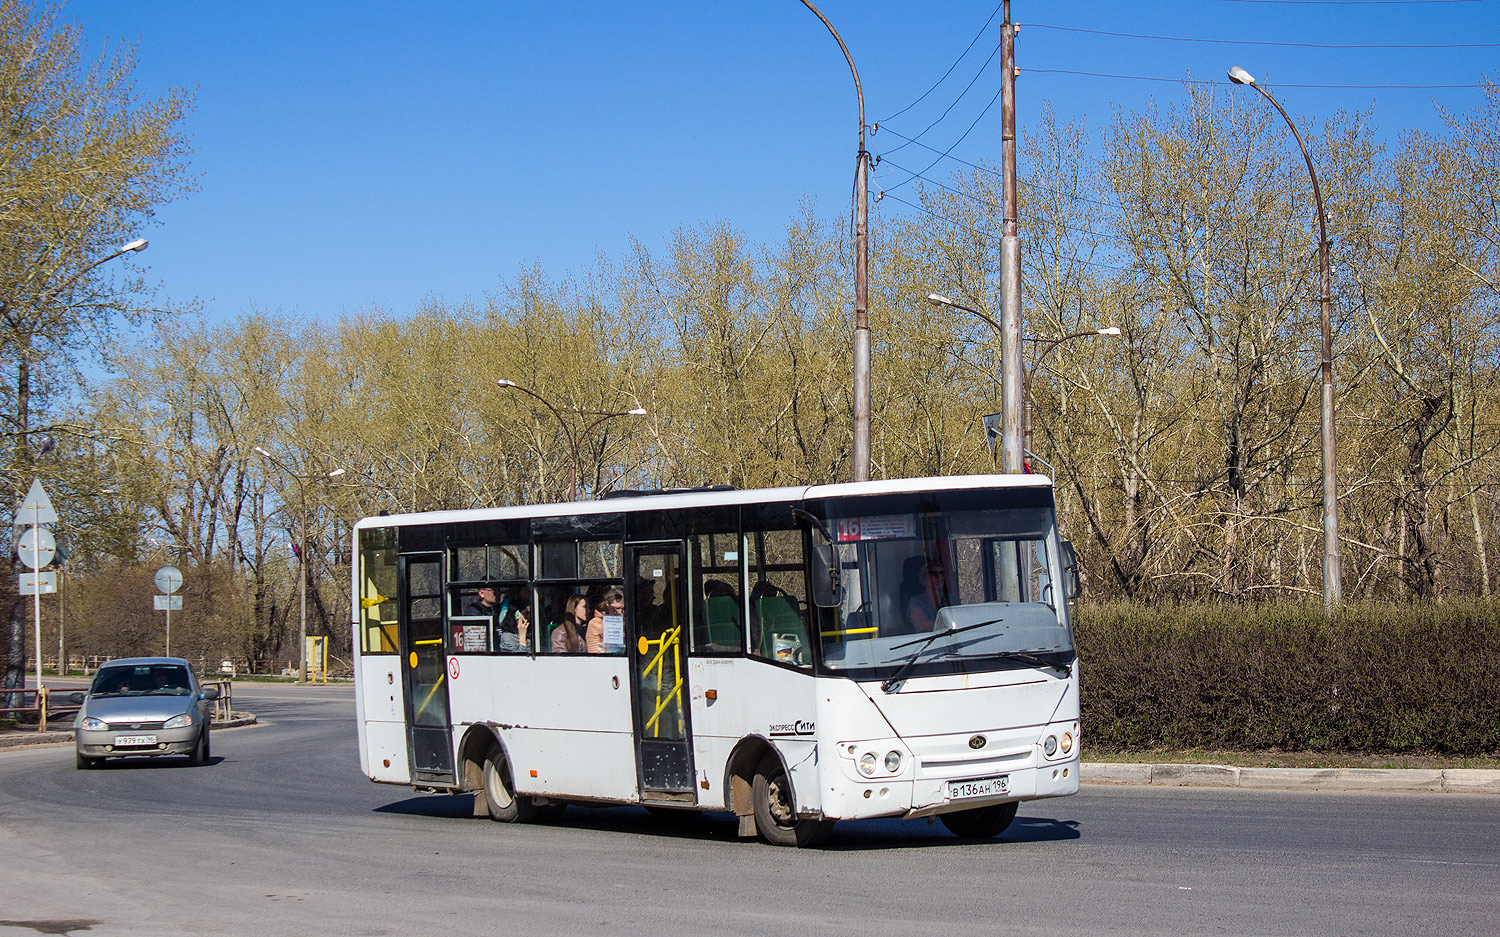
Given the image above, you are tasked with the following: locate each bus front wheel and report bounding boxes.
[752,754,833,847]
[938,801,1018,839]
[482,747,537,823]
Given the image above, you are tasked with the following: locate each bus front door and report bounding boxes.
[627,543,696,801]
[398,553,455,785]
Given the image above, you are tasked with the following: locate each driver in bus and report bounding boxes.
[907,561,949,632]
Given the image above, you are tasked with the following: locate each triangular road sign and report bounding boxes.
[17,478,58,526]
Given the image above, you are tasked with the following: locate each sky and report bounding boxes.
[54,0,1500,332]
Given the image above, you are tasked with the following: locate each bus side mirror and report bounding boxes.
[810,542,842,608]
[1059,540,1080,600]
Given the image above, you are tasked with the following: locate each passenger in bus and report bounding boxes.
[468,585,530,653]
[906,560,949,632]
[551,593,591,654]
[587,587,625,654]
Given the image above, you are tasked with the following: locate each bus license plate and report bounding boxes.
[114,735,157,746]
[948,775,1009,800]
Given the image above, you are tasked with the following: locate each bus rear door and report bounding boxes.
[398,552,456,785]
[627,542,696,802]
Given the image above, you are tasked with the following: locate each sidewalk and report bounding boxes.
[0,711,258,750]
[1084,761,1500,794]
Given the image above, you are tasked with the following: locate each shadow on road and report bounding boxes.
[372,793,1082,849]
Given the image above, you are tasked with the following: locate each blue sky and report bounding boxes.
[59,0,1500,328]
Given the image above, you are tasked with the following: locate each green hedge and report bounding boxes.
[1076,601,1500,755]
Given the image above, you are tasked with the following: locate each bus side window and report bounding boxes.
[692,533,743,654]
[746,529,812,670]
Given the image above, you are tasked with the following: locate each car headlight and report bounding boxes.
[1060,732,1074,755]
[163,713,193,729]
[1043,734,1058,757]
[857,752,878,777]
[884,750,902,773]
[80,716,107,731]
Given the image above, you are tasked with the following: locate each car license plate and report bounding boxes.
[948,775,1009,800]
[114,735,158,746]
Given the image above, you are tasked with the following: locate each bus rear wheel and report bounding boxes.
[482,747,537,823]
[752,754,833,847]
[938,801,1018,840]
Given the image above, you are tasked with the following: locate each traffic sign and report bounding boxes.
[17,527,56,569]
[16,479,58,526]
[154,595,183,611]
[154,565,183,594]
[19,571,57,595]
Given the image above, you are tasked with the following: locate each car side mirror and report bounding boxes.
[1059,540,1081,601]
[68,691,86,705]
[200,687,221,701]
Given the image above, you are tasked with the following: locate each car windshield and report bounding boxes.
[90,665,193,697]
[814,489,1072,680]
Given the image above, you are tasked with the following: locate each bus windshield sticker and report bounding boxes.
[836,515,916,542]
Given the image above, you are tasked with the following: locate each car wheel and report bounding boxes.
[752,753,834,847]
[938,800,1018,839]
[188,727,208,766]
[481,746,537,823]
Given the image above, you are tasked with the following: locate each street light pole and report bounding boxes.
[800,0,871,482]
[495,380,646,501]
[1228,66,1343,607]
[253,447,345,682]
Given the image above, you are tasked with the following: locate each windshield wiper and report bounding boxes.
[881,618,1003,693]
[996,650,1072,677]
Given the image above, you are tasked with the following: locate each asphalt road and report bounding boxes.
[0,683,1497,937]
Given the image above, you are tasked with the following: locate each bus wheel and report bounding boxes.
[938,801,1018,840]
[482,747,537,823]
[752,754,833,847]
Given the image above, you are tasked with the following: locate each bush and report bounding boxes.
[1076,600,1500,755]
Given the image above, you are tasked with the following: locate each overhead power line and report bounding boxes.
[1029,68,1485,89]
[879,3,1005,124]
[1028,22,1500,49]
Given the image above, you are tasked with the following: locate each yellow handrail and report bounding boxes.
[638,625,683,738]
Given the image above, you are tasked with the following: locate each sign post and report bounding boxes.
[16,480,58,690]
[155,565,184,656]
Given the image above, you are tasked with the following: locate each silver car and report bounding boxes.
[71,657,220,769]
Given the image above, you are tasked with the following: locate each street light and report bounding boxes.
[253,446,344,682]
[495,380,647,501]
[927,293,1119,467]
[800,0,871,483]
[1228,65,1342,607]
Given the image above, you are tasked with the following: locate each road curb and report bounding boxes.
[1083,762,1500,794]
[0,712,258,750]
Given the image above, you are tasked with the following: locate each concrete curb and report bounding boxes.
[1083,762,1500,794]
[0,712,258,750]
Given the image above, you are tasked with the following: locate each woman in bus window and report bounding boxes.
[587,588,625,654]
[551,593,590,654]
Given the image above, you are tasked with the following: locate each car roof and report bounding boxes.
[96,657,193,668]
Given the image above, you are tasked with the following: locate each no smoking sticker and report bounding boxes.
[448,657,460,680]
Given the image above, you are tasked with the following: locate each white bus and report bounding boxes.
[352,474,1080,846]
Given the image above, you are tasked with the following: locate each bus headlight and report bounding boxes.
[884,751,902,773]
[1043,734,1058,757]
[858,752,878,777]
[1060,732,1074,755]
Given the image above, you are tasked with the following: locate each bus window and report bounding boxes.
[358,527,398,654]
[579,540,622,579]
[692,533,743,654]
[746,529,812,669]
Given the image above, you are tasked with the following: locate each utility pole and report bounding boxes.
[999,0,1024,474]
[800,1,871,482]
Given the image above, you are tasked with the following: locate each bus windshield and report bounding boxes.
[814,490,1071,680]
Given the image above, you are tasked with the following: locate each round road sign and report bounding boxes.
[155,565,184,594]
[18,527,56,569]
